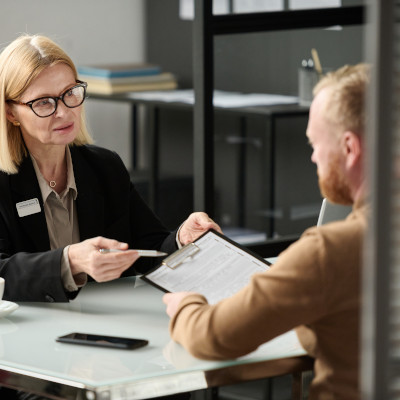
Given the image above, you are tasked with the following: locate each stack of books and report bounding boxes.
[77,63,178,95]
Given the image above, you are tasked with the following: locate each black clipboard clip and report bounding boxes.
[162,243,200,269]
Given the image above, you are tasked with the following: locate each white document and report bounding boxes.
[240,330,306,360]
[142,230,270,305]
[161,329,305,368]
[128,89,299,108]
[212,91,298,107]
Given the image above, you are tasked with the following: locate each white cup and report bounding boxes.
[0,278,4,301]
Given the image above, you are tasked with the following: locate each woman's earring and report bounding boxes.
[12,121,20,127]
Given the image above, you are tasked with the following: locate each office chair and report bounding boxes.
[317,198,352,226]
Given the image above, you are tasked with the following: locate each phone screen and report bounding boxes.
[56,332,149,349]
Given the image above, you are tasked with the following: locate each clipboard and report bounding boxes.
[141,229,271,305]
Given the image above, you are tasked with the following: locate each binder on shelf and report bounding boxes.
[79,71,176,86]
[141,230,271,305]
[78,65,178,94]
[77,63,161,78]
[84,79,178,95]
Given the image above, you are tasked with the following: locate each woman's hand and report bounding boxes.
[68,236,140,282]
[178,212,222,245]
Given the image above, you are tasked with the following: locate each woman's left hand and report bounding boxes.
[178,212,222,246]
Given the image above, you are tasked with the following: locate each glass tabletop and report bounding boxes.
[0,277,306,398]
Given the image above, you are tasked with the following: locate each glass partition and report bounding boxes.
[211,25,363,243]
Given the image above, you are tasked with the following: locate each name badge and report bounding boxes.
[16,198,41,218]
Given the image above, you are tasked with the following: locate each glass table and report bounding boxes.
[0,277,312,399]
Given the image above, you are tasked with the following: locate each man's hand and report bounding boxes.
[163,292,195,318]
[68,237,140,282]
[179,212,222,245]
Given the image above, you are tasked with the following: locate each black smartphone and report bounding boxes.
[56,332,149,350]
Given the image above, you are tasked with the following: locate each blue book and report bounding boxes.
[77,63,161,78]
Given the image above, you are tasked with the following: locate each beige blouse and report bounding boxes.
[31,146,86,292]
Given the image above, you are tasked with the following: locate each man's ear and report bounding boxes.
[342,131,362,169]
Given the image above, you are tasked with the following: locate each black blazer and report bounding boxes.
[0,145,177,302]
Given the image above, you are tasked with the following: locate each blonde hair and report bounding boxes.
[313,63,369,138]
[0,34,93,174]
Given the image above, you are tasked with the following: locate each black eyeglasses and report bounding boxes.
[8,80,87,118]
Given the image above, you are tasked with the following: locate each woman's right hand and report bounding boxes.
[68,237,140,282]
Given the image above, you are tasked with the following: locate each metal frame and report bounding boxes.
[212,6,363,35]
[0,365,208,400]
[193,0,215,212]
[0,360,313,400]
[192,2,364,215]
[361,1,396,399]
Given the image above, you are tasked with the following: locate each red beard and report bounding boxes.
[318,154,353,205]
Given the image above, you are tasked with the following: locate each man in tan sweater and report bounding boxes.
[163,64,369,400]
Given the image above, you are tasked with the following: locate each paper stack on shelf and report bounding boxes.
[77,63,178,95]
[222,227,267,245]
[127,89,299,107]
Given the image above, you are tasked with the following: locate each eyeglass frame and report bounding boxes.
[7,80,88,118]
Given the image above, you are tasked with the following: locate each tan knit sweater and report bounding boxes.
[169,201,368,400]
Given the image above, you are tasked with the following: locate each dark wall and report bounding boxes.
[146,0,193,88]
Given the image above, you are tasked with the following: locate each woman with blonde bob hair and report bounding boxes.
[0,35,93,174]
[0,34,220,303]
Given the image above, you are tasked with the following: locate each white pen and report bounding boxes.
[98,249,168,257]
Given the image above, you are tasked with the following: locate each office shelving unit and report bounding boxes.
[192,1,364,221]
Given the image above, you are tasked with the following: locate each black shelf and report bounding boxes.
[212,6,364,35]
[192,2,365,216]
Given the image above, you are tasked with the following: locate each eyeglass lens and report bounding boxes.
[32,85,86,117]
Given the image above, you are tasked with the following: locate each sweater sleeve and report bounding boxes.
[168,229,328,360]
